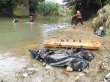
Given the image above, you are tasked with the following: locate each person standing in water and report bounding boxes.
[74,10,83,25]
[13,19,19,24]
[29,15,34,22]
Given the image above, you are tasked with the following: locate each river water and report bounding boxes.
[0,17,70,49]
[0,17,71,82]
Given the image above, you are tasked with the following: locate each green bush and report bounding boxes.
[38,1,60,16]
[13,4,29,16]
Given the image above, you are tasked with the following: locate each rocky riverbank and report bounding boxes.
[13,19,110,82]
[92,4,110,32]
[45,19,110,82]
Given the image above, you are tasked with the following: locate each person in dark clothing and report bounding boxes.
[13,19,19,24]
[74,10,83,25]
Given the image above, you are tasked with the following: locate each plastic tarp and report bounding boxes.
[29,48,94,72]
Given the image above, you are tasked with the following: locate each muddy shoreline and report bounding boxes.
[43,20,110,82]
[15,20,110,82]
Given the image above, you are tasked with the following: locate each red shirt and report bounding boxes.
[75,12,82,18]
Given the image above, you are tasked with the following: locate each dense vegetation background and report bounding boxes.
[0,0,109,18]
[64,0,109,19]
[0,0,44,16]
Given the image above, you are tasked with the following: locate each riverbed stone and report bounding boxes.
[66,66,73,72]
[45,65,53,70]
[22,72,28,78]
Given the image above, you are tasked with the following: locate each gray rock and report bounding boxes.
[45,65,53,70]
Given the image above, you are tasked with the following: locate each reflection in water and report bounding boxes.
[29,22,36,32]
[30,23,33,32]
[13,23,18,31]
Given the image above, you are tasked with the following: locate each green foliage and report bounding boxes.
[0,0,19,6]
[0,0,44,16]
[63,0,109,19]
[13,4,29,16]
[0,0,24,15]
[109,0,110,3]
[38,1,60,16]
